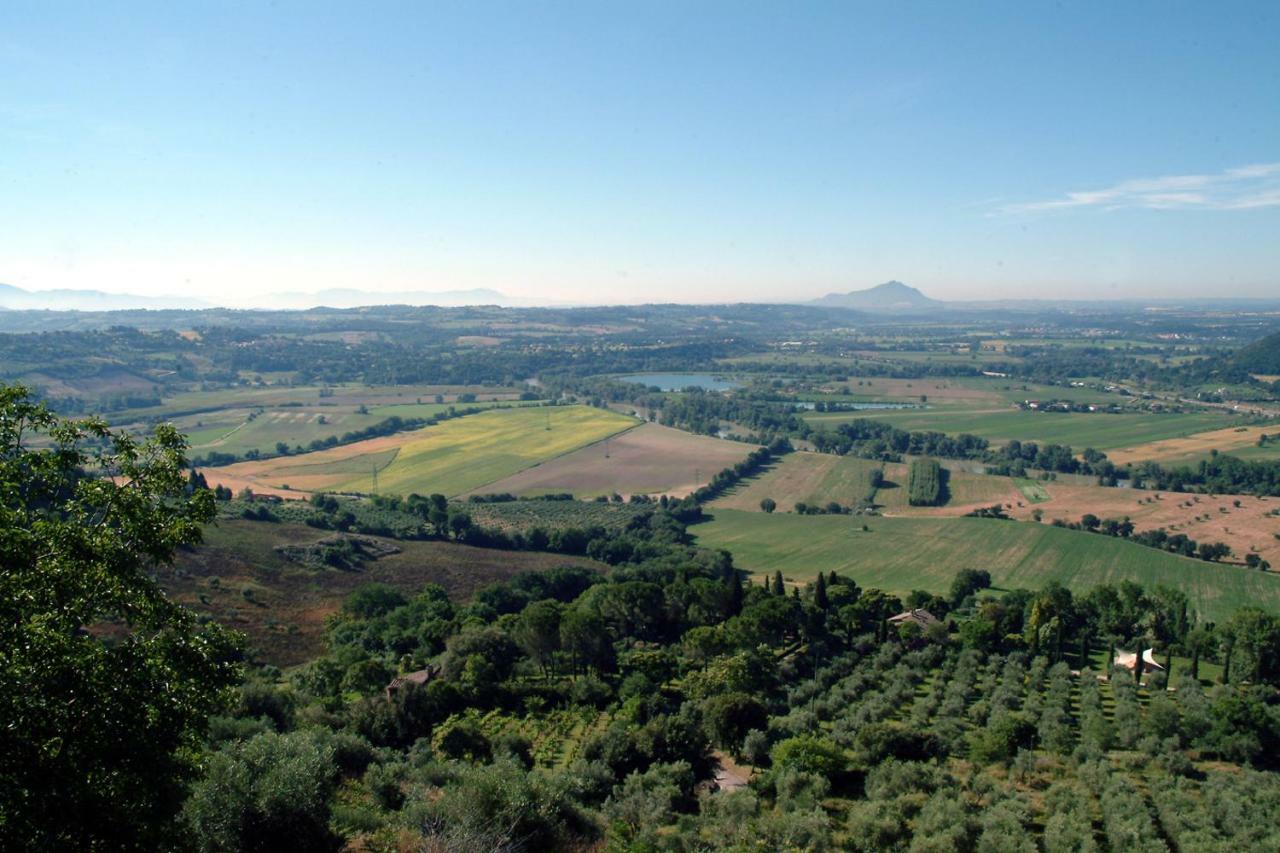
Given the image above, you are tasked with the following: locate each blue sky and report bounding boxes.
[2,1,1277,304]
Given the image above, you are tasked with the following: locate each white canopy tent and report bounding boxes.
[1113,648,1164,672]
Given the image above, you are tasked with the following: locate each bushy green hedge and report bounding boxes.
[907,458,943,506]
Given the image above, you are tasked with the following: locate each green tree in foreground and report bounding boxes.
[183,731,338,852]
[0,385,242,848]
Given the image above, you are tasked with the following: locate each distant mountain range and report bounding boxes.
[0,283,522,311]
[0,283,211,311]
[808,281,943,312]
[5,278,1280,315]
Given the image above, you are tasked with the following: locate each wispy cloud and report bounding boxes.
[997,162,1280,214]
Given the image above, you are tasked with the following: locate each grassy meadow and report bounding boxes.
[710,452,1022,512]
[711,453,894,511]
[693,508,1280,622]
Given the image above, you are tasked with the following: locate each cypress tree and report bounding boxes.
[772,571,785,596]
[814,573,829,610]
[728,571,744,615]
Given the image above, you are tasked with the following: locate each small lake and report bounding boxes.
[617,373,742,392]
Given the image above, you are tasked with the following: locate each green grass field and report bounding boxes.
[803,408,1235,450]
[711,452,1021,512]
[261,405,639,496]
[693,509,1280,622]
[1014,478,1051,503]
[711,453,892,511]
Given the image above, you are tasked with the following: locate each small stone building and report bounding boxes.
[385,666,437,700]
[888,608,941,629]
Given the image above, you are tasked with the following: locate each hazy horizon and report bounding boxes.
[3,2,1278,305]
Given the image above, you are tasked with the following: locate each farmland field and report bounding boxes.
[710,452,1021,513]
[106,382,540,461]
[811,375,1118,407]
[181,406,417,458]
[693,509,1280,622]
[160,519,606,665]
[803,407,1234,450]
[468,422,756,498]
[1004,483,1280,568]
[711,453,895,511]
[1106,424,1280,466]
[203,405,638,498]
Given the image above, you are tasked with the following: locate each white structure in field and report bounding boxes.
[1113,648,1164,672]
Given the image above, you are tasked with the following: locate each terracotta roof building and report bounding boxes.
[888,608,941,629]
[385,666,437,700]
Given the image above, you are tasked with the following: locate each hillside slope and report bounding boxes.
[1230,330,1280,375]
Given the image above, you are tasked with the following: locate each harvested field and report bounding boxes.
[165,520,605,665]
[471,422,757,498]
[948,468,1023,505]
[203,405,637,498]
[1006,484,1280,568]
[1106,425,1280,466]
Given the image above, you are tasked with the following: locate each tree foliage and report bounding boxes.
[0,386,242,848]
